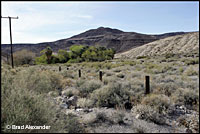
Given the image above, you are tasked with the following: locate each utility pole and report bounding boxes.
[1,16,19,68]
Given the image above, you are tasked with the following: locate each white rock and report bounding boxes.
[76,108,83,112]
[67,96,78,106]
[135,114,140,119]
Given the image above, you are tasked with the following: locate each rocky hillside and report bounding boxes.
[1,27,187,56]
[115,32,199,58]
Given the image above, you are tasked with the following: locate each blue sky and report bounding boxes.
[1,1,199,44]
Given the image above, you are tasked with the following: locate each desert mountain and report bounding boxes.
[1,27,187,56]
[115,32,199,58]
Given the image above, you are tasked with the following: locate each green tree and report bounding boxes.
[81,46,98,61]
[70,45,87,59]
[35,54,47,64]
[45,47,53,64]
[57,49,70,63]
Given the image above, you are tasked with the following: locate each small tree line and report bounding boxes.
[35,45,115,64]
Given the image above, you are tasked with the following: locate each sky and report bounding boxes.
[1,1,199,44]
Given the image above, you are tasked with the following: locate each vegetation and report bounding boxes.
[35,45,115,64]
[13,49,36,66]
[1,64,86,133]
[1,49,199,133]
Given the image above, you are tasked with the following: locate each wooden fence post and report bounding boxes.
[59,66,61,72]
[79,69,81,78]
[145,76,150,94]
[99,71,102,81]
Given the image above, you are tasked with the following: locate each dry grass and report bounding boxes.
[1,50,199,132]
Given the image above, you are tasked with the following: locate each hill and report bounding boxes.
[1,27,187,56]
[115,32,199,58]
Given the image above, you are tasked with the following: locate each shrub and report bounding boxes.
[75,79,86,88]
[113,111,125,125]
[113,68,121,72]
[77,80,102,97]
[102,63,113,69]
[48,91,60,98]
[177,114,199,133]
[14,68,63,94]
[116,73,125,78]
[171,88,199,109]
[183,58,199,65]
[153,83,178,97]
[62,87,80,97]
[136,56,148,59]
[141,94,171,114]
[62,70,75,79]
[105,72,113,76]
[165,53,175,59]
[77,98,94,108]
[62,113,86,133]
[102,76,118,85]
[93,112,114,124]
[1,67,66,133]
[91,82,131,108]
[184,67,198,76]
[13,49,36,66]
[131,104,166,125]
[159,65,175,73]
[179,67,184,73]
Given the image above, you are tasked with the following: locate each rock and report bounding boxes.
[76,108,83,112]
[88,109,93,112]
[83,108,93,113]
[135,114,140,119]
[185,128,193,133]
[60,103,69,109]
[66,96,78,108]
[62,96,69,103]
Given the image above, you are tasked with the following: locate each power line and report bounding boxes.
[1,16,19,68]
